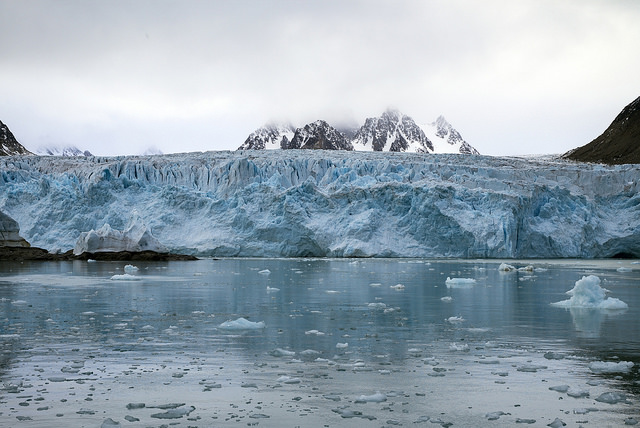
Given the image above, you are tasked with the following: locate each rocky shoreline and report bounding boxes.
[0,246,197,261]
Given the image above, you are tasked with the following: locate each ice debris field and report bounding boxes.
[0,258,638,427]
[0,150,639,257]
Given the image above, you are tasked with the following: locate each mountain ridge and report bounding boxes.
[239,110,479,155]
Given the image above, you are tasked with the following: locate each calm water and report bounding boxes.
[0,258,638,427]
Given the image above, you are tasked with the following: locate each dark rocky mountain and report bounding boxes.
[238,123,296,150]
[0,120,32,156]
[287,120,353,150]
[564,96,640,165]
[352,109,434,152]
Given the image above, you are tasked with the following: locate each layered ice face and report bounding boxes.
[0,150,638,258]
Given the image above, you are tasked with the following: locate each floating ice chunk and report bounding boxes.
[326,290,340,294]
[595,391,629,404]
[299,349,320,357]
[266,286,280,292]
[368,302,387,309]
[547,418,566,428]
[498,263,516,272]
[566,387,589,398]
[486,411,508,420]
[551,275,628,309]
[11,300,28,305]
[617,267,632,272]
[124,264,139,274]
[445,277,476,288]
[258,269,271,275]
[549,385,570,393]
[390,284,405,290]
[336,342,349,349]
[270,348,295,357]
[277,376,301,384]
[449,343,469,352]
[446,316,465,323]
[589,361,634,374]
[101,418,121,427]
[355,392,387,403]
[440,296,453,302]
[218,317,265,330]
[305,329,325,336]
[518,265,535,272]
[150,405,195,419]
[110,274,142,281]
[517,364,547,372]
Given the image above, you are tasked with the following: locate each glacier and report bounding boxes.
[0,150,638,258]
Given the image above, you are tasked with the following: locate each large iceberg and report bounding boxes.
[0,150,638,258]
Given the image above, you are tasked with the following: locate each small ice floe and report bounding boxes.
[355,392,387,403]
[516,364,547,373]
[266,286,280,293]
[336,342,349,349]
[124,264,139,274]
[485,411,509,420]
[326,290,340,294]
[101,418,121,427]
[305,329,325,336]
[518,265,534,272]
[588,360,634,374]
[551,275,628,310]
[449,343,469,352]
[218,317,265,330]
[390,283,405,290]
[445,277,476,288]
[595,391,629,404]
[87,259,97,263]
[276,376,301,384]
[498,263,516,272]
[547,418,566,428]
[270,348,296,357]
[544,351,565,360]
[258,269,271,275]
[446,316,465,324]
[110,274,141,281]
[566,387,590,398]
[617,267,632,272]
[440,296,453,302]
[11,300,28,305]
[368,302,387,309]
[150,405,195,419]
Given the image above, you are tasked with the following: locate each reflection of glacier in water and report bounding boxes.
[0,258,638,427]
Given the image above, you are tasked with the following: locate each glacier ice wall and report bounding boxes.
[0,151,638,258]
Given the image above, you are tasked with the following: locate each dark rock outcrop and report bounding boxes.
[564,96,640,165]
[287,120,353,150]
[0,120,32,156]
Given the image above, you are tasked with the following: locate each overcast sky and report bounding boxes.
[1,0,639,156]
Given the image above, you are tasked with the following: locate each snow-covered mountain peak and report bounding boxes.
[238,122,296,150]
[35,145,93,157]
[421,116,479,155]
[288,120,353,150]
[352,110,433,153]
[239,111,479,155]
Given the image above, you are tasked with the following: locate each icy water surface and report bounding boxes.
[0,258,638,427]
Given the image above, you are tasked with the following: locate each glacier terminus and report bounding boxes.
[0,150,638,258]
